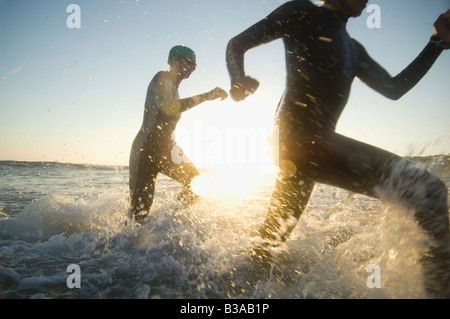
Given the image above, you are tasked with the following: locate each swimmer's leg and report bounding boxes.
[377,159,449,298]
[130,154,158,223]
[131,177,157,223]
[257,131,449,296]
[258,172,315,245]
[160,147,200,205]
[288,132,449,245]
[309,133,449,297]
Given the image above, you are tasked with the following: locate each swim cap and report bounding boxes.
[168,45,195,63]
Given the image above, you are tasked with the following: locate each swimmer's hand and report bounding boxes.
[230,76,260,102]
[433,9,450,49]
[207,87,228,101]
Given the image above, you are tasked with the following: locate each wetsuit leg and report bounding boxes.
[259,131,449,245]
[259,173,315,244]
[130,151,159,221]
[159,146,200,203]
[311,133,449,243]
[259,130,449,296]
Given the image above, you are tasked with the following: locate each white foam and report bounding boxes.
[0,180,435,298]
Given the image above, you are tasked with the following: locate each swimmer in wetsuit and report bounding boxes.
[226,0,450,297]
[130,45,227,223]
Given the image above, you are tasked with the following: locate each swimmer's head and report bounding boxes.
[168,45,196,64]
[168,45,197,80]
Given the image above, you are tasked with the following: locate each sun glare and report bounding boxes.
[191,164,277,199]
[183,99,279,199]
[190,175,212,196]
[214,165,268,197]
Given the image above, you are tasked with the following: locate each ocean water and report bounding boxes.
[0,156,448,299]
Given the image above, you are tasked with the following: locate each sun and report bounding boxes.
[187,120,278,198]
[190,175,212,196]
[178,97,280,198]
[218,164,276,197]
[191,163,277,199]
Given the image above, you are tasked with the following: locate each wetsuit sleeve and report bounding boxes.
[226,1,301,84]
[355,38,445,100]
[156,74,213,116]
[164,94,212,116]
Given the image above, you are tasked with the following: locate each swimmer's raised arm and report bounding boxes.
[158,74,227,116]
[355,10,449,100]
[226,1,305,101]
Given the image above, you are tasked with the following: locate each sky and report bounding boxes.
[1,0,449,167]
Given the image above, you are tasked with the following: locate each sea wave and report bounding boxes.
[0,155,448,298]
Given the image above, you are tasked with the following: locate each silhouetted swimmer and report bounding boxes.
[226,0,450,297]
[130,45,227,223]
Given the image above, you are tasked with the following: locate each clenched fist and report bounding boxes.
[230,76,260,102]
[433,9,450,48]
[207,87,228,101]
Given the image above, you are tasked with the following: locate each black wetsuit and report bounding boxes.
[226,0,449,247]
[129,71,199,219]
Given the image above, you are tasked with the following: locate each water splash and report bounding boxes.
[1,157,447,298]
